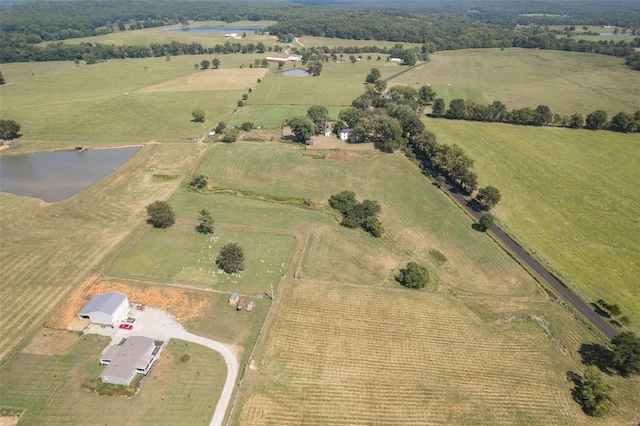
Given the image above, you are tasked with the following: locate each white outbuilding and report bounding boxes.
[78,292,129,325]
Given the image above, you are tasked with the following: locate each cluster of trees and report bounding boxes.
[329,190,383,237]
[434,98,640,134]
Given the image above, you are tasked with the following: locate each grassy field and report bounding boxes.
[230,105,343,129]
[0,143,203,363]
[0,334,226,424]
[234,280,640,425]
[0,55,265,148]
[392,48,640,116]
[180,142,540,296]
[248,60,402,107]
[424,118,640,330]
[106,222,295,295]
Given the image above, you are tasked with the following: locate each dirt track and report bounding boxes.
[441,182,618,340]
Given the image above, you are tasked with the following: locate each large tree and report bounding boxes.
[189,173,208,189]
[432,98,446,116]
[417,85,436,109]
[396,262,431,289]
[288,115,314,142]
[191,109,205,123]
[146,201,175,228]
[307,105,329,134]
[195,209,214,234]
[577,367,618,417]
[611,331,640,376]
[476,186,502,210]
[0,119,21,140]
[365,67,381,83]
[216,242,245,273]
[586,110,608,130]
[478,213,495,231]
[211,58,221,69]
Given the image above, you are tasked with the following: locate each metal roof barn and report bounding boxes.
[78,292,129,325]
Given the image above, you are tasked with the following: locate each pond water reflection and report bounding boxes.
[0,146,141,202]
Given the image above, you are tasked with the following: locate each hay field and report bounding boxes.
[0,55,262,147]
[105,222,295,295]
[235,280,639,425]
[180,143,540,297]
[392,48,640,116]
[425,118,640,330]
[230,105,343,129]
[0,143,203,363]
[0,335,226,424]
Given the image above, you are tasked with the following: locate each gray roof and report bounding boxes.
[100,336,155,381]
[79,292,128,316]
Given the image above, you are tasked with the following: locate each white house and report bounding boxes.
[99,336,160,385]
[78,292,129,325]
[340,128,353,141]
[389,57,403,63]
[224,33,239,39]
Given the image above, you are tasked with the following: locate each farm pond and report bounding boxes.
[0,146,141,202]
[280,69,310,77]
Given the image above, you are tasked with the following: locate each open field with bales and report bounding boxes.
[393,48,640,116]
[424,118,640,331]
[234,280,640,425]
[0,335,226,425]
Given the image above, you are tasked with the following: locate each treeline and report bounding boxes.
[434,98,640,134]
[267,11,640,68]
[334,80,481,193]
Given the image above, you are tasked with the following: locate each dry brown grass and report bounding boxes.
[137,68,269,93]
[234,280,630,425]
[21,329,80,356]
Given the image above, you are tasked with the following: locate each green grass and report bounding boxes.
[179,143,539,296]
[230,104,343,129]
[248,60,402,106]
[428,84,486,106]
[0,55,264,147]
[105,222,295,295]
[0,334,226,424]
[424,118,640,330]
[392,48,640,116]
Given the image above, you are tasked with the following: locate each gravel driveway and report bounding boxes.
[86,307,239,426]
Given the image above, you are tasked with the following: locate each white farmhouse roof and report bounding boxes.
[79,292,127,318]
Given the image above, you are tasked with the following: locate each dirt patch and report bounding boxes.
[21,329,81,356]
[324,150,368,162]
[0,416,21,426]
[309,135,375,151]
[492,314,570,356]
[137,68,269,93]
[47,277,210,330]
[237,130,280,143]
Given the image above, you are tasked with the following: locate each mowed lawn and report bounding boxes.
[235,281,640,425]
[392,48,640,116]
[106,222,294,295]
[425,118,640,330]
[0,54,266,148]
[183,142,539,297]
[0,143,203,363]
[0,335,226,424]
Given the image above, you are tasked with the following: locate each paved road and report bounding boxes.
[87,308,239,426]
[441,183,618,340]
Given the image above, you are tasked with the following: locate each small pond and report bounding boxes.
[280,69,310,78]
[163,25,264,34]
[0,146,141,202]
[598,32,631,36]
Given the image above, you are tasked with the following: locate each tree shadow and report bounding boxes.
[578,343,614,374]
[590,302,611,318]
[471,223,485,232]
[466,199,483,212]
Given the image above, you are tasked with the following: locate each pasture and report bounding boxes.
[392,48,640,116]
[182,142,540,297]
[0,54,265,148]
[235,280,640,425]
[0,143,203,363]
[105,222,295,295]
[0,335,226,424]
[230,104,343,129]
[424,118,640,330]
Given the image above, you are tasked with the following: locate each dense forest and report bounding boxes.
[1,0,639,67]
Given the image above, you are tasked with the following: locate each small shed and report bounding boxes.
[229,292,239,306]
[324,127,334,137]
[305,140,314,147]
[78,292,129,325]
[246,302,255,313]
[237,298,246,311]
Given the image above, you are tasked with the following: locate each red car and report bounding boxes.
[119,324,133,330]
